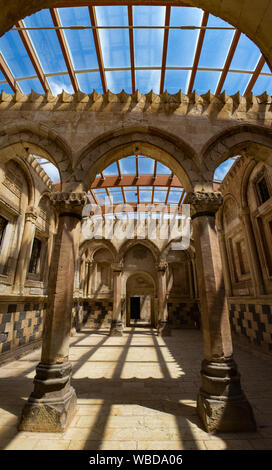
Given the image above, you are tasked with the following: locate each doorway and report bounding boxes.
[130,296,140,320]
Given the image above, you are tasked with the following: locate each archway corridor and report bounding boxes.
[0,326,272,450]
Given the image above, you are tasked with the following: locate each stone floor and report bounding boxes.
[0,326,272,450]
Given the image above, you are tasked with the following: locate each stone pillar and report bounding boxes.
[240,207,265,296]
[87,261,94,296]
[19,192,87,433]
[110,263,123,336]
[157,261,171,336]
[192,255,199,298]
[83,260,89,297]
[217,228,233,297]
[187,191,256,433]
[13,207,37,293]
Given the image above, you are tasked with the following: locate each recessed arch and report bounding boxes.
[118,238,160,263]
[75,126,202,192]
[79,238,118,261]
[0,124,73,190]
[202,124,272,186]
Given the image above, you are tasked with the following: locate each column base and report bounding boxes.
[109,320,123,336]
[197,359,256,433]
[157,320,171,337]
[18,362,77,433]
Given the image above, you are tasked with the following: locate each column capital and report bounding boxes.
[50,192,88,218]
[112,262,123,273]
[25,206,38,224]
[156,261,168,272]
[187,191,223,218]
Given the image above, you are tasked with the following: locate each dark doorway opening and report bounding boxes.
[130,297,140,320]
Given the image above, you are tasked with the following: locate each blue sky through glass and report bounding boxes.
[76,72,103,94]
[134,6,165,67]
[214,158,236,181]
[199,15,234,69]
[47,74,73,95]
[96,6,130,68]
[0,30,36,78]
[106,70,132,93]
[167,7,202,68]
[138,157,155,174]
[24,10,68,74]
[58,7,98,71]
[0,5,271,97]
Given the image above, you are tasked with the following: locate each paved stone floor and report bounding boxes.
[0,327,272,450]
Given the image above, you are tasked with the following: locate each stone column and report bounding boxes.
[217,227,233,297]
[19,192,87,432]
[87,261,94,296]
[157,261,171,336]
[13,207,37,293]
[240,207,265,296]
[110,263,123,336]
[187,191,256,433]
[83,260,89,297]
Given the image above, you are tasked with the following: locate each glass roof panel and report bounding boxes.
[262,63,271,74]
[139,189,152,202]
[252,75,272,95]
[103,162,118,176]
[156,162,171,175]
[230,33,261,71]
[108,188,124,204]
[138,157,155,174]
[33,156,60,183]
[24,10,68,74]
[135,69,161,94]
[154,188,168,203]
[47,74,73,95]
[167,188,183,204]
[214,158,236,181]
[76,72,103,94]
[193,70,221,94]
[124,188,138,203]
[223,71,251,95]
[95,6,130,68]
[0,30,36,78]
[119,157,136,174]
[105,70,132,93]
[164,70,189,94]
[58,7,98,71]
[134,6,165,67]
[199,15,234,69]
[167,7,202,67]
[19,77,44,94]
[0,82,14,94]
[0,71,5,81]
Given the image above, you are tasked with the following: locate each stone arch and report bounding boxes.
[160,240,194,262]
[118,238,160,263]
[0,125,73,190]
[79,238,117,262]
[218,193,240,232]
[202,124,272,188]
[75,126,202,192]
[1,1,272,72]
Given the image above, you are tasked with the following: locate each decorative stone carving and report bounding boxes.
[187,191,223,215]
[50,192,88,217]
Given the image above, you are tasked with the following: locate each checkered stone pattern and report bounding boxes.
[85,300,113,329]
[0,303,45,355]
[72,301,91,331]
[230,303,272,353]
[167,301,200,329]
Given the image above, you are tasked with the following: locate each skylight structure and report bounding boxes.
[0,4,271,96]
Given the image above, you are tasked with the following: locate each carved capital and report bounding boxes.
[25,206,38,224]
[50,192,88,217]
[112,262,123,273]
[156,261,168,272]
[187,191,223,217]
